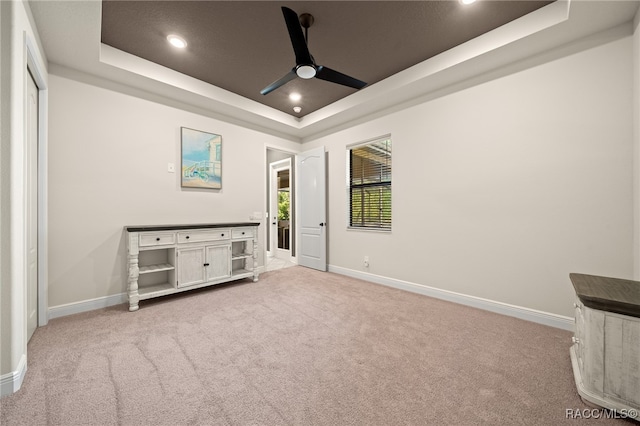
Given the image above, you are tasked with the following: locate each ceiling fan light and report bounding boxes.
[296,65,316,79]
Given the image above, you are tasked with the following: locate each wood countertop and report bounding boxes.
[570,273,640,318]
[125,223,260,232]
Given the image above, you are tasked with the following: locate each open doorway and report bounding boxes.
[266,149,296,270]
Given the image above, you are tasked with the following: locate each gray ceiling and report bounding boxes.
[101,1,552,117]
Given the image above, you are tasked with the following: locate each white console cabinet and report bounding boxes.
[569,274,639,420]
[125,223,259,311]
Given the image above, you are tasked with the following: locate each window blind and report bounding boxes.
[348,138,391,229]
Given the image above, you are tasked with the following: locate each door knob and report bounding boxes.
[319,223,326,226]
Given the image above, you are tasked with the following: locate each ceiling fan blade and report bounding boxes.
[315,66,367,90]
[260,69,297,95]
[281,7,313,66]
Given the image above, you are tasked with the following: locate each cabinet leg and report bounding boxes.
[127,254,140,312]
[252,239,259,282]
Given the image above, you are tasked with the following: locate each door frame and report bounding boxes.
[26,37,49,327]
[268,158,293,260]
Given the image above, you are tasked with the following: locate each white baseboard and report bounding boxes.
[45,267,571,331]
[328,265,574,331]
[48,268,267,320]
[1,354,26,397]
[48,293,127,320]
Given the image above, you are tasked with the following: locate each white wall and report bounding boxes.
[47,73,296,308]
[1,0,48,394]
[306,33,634,318]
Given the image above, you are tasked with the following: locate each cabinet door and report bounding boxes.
[206,245,231,281]
[177,247,207,288]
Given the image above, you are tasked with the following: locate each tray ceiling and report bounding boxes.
[101,1,553,117]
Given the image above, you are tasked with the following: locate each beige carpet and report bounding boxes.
[0,266,632,425]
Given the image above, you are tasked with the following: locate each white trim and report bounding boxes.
[0,354,26,397]
[25,33,49,327]
[346,133,392,150]
[48,293,127,320]
[328,265,574,331]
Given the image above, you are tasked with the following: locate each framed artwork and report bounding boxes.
[181,127,222,189]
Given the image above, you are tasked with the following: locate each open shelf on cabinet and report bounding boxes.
[138,282,175,299]
[139,263,175,274]
[231,269,253,278]
[231,253,251,261]
[137,248,176,296]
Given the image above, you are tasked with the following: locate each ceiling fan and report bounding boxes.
[260,6,367,96]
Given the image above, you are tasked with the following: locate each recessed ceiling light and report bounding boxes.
[460,0,477,4]
[293,106,302,113]
[167,35,187,49]
[289,93,302,102]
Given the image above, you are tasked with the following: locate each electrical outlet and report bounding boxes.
[364,256,369,267]
[167,163,175,173]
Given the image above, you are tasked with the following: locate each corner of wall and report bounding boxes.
[0,354,26,397]
[0,0,14,383]
[1,0,49,394]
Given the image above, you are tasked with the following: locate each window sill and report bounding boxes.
[347,227,391,233]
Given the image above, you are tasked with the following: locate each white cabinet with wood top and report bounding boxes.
[125,223,259,311]
[569,274,640,420]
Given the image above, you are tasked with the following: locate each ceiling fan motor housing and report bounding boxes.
[296,64,316,79]
[299,13,314,29]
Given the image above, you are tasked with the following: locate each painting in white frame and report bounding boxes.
[181,127,222,189]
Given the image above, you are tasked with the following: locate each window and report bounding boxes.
[348,136,392,230]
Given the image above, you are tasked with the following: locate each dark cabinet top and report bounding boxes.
[570,273,640,318]
[125,222,260,232]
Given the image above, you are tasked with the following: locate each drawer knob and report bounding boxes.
[572,336,580,344]
[242,232,245,235]
[221,233,225,237]
[186,236,190,239]
[156,237,160,241]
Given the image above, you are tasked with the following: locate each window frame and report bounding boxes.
[346,135,392,232]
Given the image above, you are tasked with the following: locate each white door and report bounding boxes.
[269,159,292,260]
[27,71,39,341]
[296,146,326,271]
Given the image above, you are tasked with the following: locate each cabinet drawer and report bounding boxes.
[178,229,230,244]
[139,232,176,247]
[232,228,255,239]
